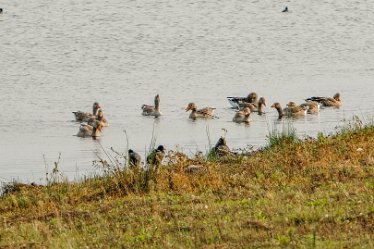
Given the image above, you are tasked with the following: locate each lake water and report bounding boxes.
[1,0,373,183]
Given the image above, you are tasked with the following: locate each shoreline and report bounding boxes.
[1,120,373,247]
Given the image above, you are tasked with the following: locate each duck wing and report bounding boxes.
[73,111,95,122]
[197,107,216,117]
[142,104,155,115]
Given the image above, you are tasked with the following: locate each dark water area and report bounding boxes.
[1,0,373,183]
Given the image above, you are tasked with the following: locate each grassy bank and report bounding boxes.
[1,122,373,248]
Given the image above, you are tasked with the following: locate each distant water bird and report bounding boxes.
[0,8,3,14]
[240,97,267,115]
[282,6,288,12]
[232,107,251,124]
[305,93,341,108]
[227,92,258,109]
[73,102,101,122]
[76,120,102,138]
[300,101,320,114]
[128,149,142,168]
[271,102,306,120]
[96,109,109,127]
[185,102,216,120]
[147,145,166,168]
[141,94,163,118]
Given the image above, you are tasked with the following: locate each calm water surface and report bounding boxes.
[1,0,373,183]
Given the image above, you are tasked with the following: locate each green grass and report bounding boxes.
[1,122,373,248]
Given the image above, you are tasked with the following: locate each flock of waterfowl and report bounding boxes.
[72,92,341,167]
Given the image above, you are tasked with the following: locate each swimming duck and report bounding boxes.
[271,102,306,119]
[300,101,320,114]
[73,102,101,122]
[305,93,341,108]
[185,103,216,120]
[76,120,102,138]
[96,110,109,127]
[142,94,163,117]
[0,8,3,14]
[240,97,267,115]
[147,145,166,168]
[227,92,258,109]
[128,149,142,168]
[282,6,288,12]
[232,107,251,124]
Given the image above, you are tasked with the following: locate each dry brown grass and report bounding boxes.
[0,123,373,248]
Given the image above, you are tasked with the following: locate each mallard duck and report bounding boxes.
[142,94,163,117]
[300,101,320,114]
[73,102,101,122]
[227,92,258,109]
[305,93,341,107]
[271,102,306,119]
[185,103,216,120]
[232,107,251,124]
[128,149,142,168]
[76,120,102,138]
[147,145,166,169]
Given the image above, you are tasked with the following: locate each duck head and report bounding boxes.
[246,92,258,103]
[333,93,340,102]
[185,103,197,112]
[156,145,165,152]
[93,102,101,115]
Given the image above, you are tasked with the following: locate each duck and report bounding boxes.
[96,110,109,127]
[73,102,101,122]
[128,149,142,168]
[286,102,308,116]
[282,6,288,12]
[232,107,251,124]
[212,137,231,158]
[147,145,166,169]
[300,101,320,114]
[76,120,102,138]
[227,92,258,109]
[305,93,341,108]
[141,94,163,118]
[240,97,267,115]
[0,8,3,14]
[185,103,216,120]
[271,102,306,119]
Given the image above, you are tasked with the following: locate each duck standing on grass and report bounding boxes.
[142,94,163,118]
[185,102,216,120]
[213,137,231,158]
[147,145,166,168]
[305,93,341,108]
[128,149,142,168]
